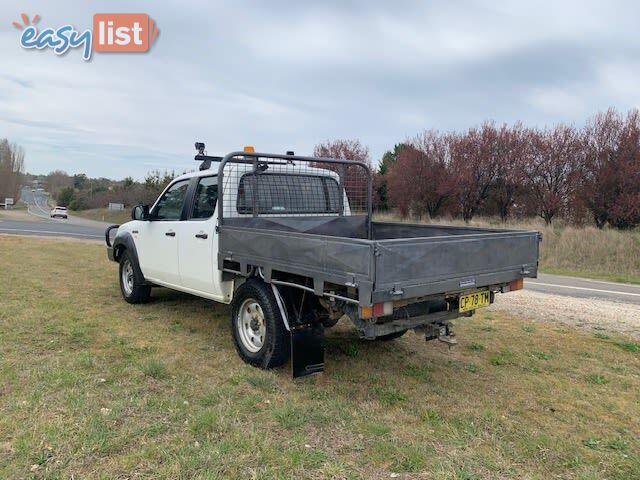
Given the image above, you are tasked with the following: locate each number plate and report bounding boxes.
[458,290,491,312]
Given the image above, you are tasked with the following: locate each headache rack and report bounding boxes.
[214,149,374,239]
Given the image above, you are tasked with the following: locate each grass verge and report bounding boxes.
[0,236,638,479]
[71,207,130,224]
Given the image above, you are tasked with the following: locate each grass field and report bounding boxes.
[0,236,638,479]
[71,207,131,225]
[0,204,28,217]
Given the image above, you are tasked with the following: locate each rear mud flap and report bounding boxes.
[291,323,325,378]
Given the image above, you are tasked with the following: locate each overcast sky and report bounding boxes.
[1,0,639,179]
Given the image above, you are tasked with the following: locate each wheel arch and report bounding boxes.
[112,233,147,283]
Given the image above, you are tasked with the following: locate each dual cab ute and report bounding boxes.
[106,145,541,377]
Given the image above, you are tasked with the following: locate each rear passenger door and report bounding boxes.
[178,175,232,302]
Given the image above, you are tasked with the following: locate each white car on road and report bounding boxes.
[50,206,68,219]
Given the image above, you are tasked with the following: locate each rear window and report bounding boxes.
[237,173,341,215]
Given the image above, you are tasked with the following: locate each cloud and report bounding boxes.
[0,0,639,178]
[527,87,586,117]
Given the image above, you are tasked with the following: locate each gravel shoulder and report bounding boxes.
[491,289,640,339]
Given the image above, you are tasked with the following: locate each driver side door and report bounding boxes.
[136,179,190,286]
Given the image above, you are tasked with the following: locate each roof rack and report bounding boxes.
[194,142,222,171]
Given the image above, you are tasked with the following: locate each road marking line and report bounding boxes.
[528,282,640,297]
[539,275,635,287]
[34,196,51,216]
[0,227,102,238]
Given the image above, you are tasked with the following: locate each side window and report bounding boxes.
[151,180,190,220]
[190,176,218,220]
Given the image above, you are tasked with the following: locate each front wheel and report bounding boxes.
[119,250,151,304]
[231,280,290,369]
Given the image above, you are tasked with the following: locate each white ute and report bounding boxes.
[106,145,540,377]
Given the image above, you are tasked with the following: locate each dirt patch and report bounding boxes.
[491,289,640,339]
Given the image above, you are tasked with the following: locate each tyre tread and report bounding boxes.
[231,280,290,369]
[119,250,151,304]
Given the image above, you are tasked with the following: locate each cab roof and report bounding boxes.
[172,159,339,182]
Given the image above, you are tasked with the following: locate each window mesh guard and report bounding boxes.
[217,152,373,238]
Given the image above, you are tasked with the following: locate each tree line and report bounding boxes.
[53,170,176,210]
[317,108,640,229]
[6,107,638,229]
[0,139,24,203]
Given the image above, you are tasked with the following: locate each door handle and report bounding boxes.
[195,233,208,239]
[165,231,176,237]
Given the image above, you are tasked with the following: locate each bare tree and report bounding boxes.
[0,139,25,202]
[46,170,73,198]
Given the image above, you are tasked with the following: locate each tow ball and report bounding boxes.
[420,323,457,348]
[438,323,457,347]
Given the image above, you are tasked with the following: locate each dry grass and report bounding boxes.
[374,213,640,284]
[0,208,35,221]
[71,207,130,225]
[0,236,638,479]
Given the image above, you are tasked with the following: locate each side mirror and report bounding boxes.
[132,204,150,221]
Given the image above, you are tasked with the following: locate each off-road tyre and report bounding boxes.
[231,279,291,369]
[119,249,151,304]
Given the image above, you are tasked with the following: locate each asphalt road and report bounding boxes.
[0,188,109,240]
[526,273,640,305]
[3,189,639,304]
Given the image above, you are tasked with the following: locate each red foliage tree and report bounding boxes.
[386,131,453,218]
[313,139,371,213]
[490,123,530,221]
[523,125,582,224]
[449,122,503,221]
[582,109,640,229]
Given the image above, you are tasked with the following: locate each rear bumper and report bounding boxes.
[356,309,467,339]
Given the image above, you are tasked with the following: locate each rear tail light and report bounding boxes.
[359,302,393,319]
[507,278,524,292]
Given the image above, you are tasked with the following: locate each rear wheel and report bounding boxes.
[231,280,290,369]
[119,250,151,304]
